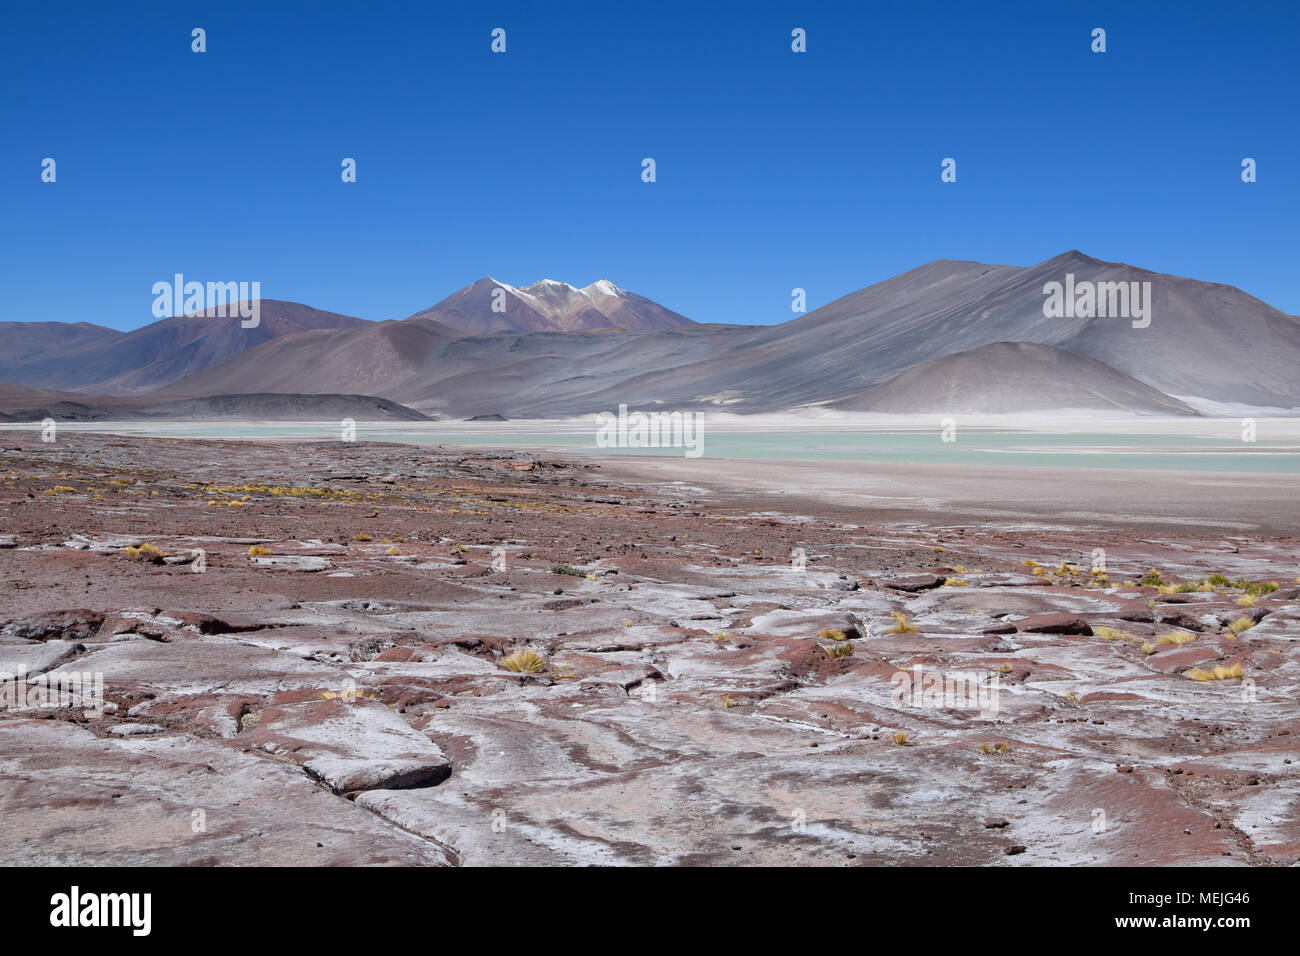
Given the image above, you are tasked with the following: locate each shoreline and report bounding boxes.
[4,424,1295,534]
[577,453,1300,536]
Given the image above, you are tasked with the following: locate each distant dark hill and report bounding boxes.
[138,393,432,421]
[0,401,119,423]
[0,392,431,422]
[0,384,144,421]
[833,342,1201,415]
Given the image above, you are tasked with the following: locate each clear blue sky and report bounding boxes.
[2,0,1296,331]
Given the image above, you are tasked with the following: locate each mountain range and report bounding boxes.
[2,253,1297,419]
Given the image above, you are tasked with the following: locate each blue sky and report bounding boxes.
[2,0,1296,331]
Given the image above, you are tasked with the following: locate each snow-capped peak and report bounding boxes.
[587,278,626,298]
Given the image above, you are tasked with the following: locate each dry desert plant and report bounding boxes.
[1185,662,1245,681]
[888,611,918,634]
[500,649,546,674]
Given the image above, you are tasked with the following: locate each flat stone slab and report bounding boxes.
[0,719,448,865]
[1015,613,1094,635]
[245,698,451,794]
[0,639,84,676]
[250,555,333,572]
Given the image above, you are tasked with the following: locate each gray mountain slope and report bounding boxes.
[385,324,754,416]
[0,321,122,364]
[580,251,1300,412]
[157,320,752,418]
[0,301,370,394]
[152,318,462,398]
[1058,270,1300,408]
[833,342,1200,415]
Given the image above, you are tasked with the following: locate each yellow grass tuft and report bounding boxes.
[122,543,167,562]
[500,649,546,674]
[892,731,908,745]
[1228,617,1256,635]
[721,694,739,708]
[1156,630,1196,646]
[248,545,270,556]
[818,628,848,641]
[1185,662,1245,682]
[888,611,918,634]
[822,642,854,659]
[943,577,969,587]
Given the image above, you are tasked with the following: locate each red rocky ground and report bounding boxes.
[0,432,1296,865]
